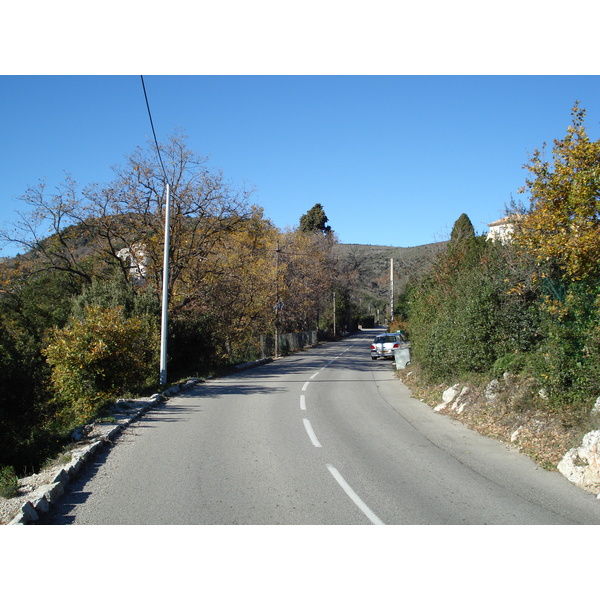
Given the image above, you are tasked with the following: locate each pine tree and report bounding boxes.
[299,203,332,234]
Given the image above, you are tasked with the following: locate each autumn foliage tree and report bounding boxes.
[509,104,600,405]
[277,227,337,332]
[513,103,600,282]
[0,134,255,310]
[195,208,280,363]
[294,203,359,334]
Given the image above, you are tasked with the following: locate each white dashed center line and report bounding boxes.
[326,464,384,525]
[303,419,322,448]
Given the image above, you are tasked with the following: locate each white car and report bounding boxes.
[370,332,410,360]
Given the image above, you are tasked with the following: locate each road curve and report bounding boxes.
[40,329,600,525]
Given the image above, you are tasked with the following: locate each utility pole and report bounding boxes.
[274,241,281,357]
[390,257,394,324]
[160,183,171,385]
[333,291,336,337]
[141,76,170,385]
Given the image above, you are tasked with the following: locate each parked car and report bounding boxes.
[370,332,410,360]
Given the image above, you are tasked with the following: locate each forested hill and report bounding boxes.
[333,241,447,307]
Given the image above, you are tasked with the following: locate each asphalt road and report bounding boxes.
[41,329,600,525]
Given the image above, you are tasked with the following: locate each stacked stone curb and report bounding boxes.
[8,378,202,525]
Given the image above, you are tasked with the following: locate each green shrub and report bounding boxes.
[0,310,60,474]
[71,277,160,320]
[408,263,504,378]
[492,353,527,379]
[43,305,159,430]
[407,211,600,413]
[0,465,19,499]
[406,219,551,383]
[536,284,600,407]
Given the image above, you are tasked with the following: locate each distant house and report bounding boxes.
[486,215,523,243]
[117,242,149,283]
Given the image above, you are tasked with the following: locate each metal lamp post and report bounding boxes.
[159,183,171,385]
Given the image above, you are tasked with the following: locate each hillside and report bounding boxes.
[333,241,447,312]
[1,221,448,320]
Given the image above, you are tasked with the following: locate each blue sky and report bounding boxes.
[2,75,600,258]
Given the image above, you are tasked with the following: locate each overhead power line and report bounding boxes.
[140,75,168,181]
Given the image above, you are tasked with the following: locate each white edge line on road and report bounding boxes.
[303,418,322,448]
[326,464,385,525]
[300,395,306,411]
[310,372,318,379]
[302,382,309,391]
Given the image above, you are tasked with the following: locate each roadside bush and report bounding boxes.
[0,265,93,473]
[43,305,159,431]
[408,254,505,379]
[491,353,528,379]
[407,231,600,415]
[536,283,600,407]
[407,222,548,383]
[0,312,62,474]
[0,465,19,498]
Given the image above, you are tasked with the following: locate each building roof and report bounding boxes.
[487,214,524,228]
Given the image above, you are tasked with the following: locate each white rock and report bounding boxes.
[557,430,600,494]
[52,469,69,486]
[456,401,469,414]
[38,482,65,504]
[484,379,502,403]
[443,384,461,403]
[71,427,84,441]
[435,384,461,412]
[510,426,523,443]
[451,387,470,411]
[21,501,39,522]
[591,397,600,415]
[31,494,50,513]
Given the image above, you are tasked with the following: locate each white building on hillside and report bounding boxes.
[117,242,149,283]
[486,215,523,243]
